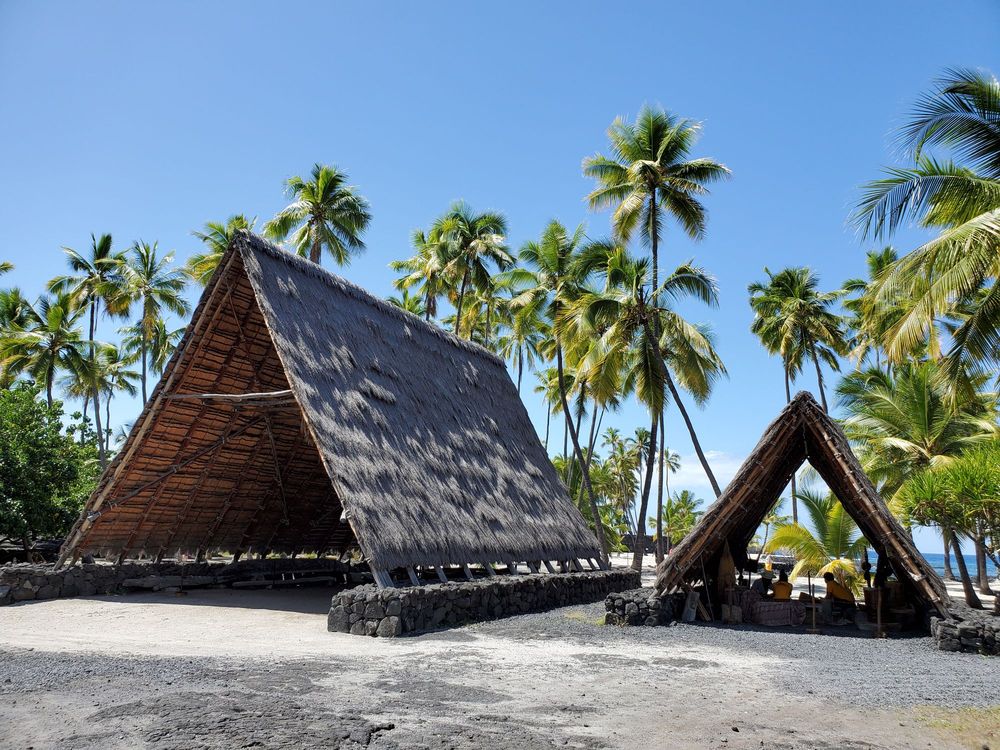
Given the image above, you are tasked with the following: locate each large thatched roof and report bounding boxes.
[654,392,949,618]
[59,232,600,573]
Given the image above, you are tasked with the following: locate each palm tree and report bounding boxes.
[534,367,562,452]
[517,220,609,561]
[48,234,128,467]
[263,164,372,266]
[0,261,12,276]
[655,445,681,561]
[496,304,547,394]
[584,104,731,295]
[652,489,703,549]
[838,361,997,507]
[386,288,426,318]
[765,488,869,592]
[95,344,139,452]
[748,267,847,415]
[390,228,449,322]
[898,468,984,607]
[119,241,190,402]
[574,246,725,566]
[841,247,900,369]
[187,215,256,285]
[432,202,511,338]
[0,293,87,408]
[854,68,1000,381]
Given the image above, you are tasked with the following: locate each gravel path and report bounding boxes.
[1,588,997,749]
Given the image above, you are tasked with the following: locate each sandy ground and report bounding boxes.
[1,560,997,749]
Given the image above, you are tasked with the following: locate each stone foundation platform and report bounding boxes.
[931,605,1000,655]
[603,587,678,626]
[0,558,358,606]
[328,568,641,637]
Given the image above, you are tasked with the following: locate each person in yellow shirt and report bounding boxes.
[823,571,856,623]
[771,570,792,601]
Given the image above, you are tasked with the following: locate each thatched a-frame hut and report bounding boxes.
[58,233,601,581]
[654,392,949,618]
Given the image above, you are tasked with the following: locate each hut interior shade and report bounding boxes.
[653,392,950,618]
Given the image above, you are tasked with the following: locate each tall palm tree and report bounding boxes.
[390,228,449,322]
[0,261,12,276]
[854,68,1000,381]
[432,202,511,338]
[263,164,372,266]
[584,104,731,295]
[517,220,609,561]
[49,234,127,467]
[119,241,190,402]
[748,267,847,414]
[187,215,256,285]
[0,293,87,408]
[574,246,725,566]
[765,488,869,592]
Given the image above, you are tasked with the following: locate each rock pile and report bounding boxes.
[0,558,356,606]
[931,605,1000,655]
[328,568,640,637]
[603,587,676,626]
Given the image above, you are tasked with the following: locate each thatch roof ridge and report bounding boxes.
[232,231,506,369]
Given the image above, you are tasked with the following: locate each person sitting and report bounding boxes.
[771,570,792,601]
[823,571,856,623]
[750,569,772,596]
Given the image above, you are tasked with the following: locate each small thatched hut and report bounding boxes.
[654,392,949,618]
[58,233,600,581]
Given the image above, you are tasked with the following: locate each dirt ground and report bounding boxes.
[1,574,998,750]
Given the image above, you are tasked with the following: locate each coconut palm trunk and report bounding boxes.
[556,344,609,563]
[454,269,470,336]
[810,344,829,413]
[309,223,322,264]
[942,530,955,581]
[87,301,107,469]
[950,532,983,609]
[631,407,659,571]
[655,409,666,564]
[140,333,148,403]
[655,353,722,498]
[543,401,551,451]
[784,367,798,522]
[975,534,993,595]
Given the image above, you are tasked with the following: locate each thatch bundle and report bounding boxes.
[59,233,600,574]
[654,392,949,618]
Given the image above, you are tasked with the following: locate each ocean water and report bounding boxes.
[918,551,997,578]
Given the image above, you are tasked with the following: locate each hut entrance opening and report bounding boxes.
[61,254,357,565]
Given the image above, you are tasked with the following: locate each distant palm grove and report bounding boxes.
[2,70,998,605]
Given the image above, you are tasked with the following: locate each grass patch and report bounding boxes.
[914,705,1000,748]
[563,610,606,626]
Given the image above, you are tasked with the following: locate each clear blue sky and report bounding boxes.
[2,2,997,553]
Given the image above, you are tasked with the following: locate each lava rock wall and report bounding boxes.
[328,569,641,637]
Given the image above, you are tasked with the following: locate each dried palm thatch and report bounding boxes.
[654,392,949,618]
[58,232,600,573]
